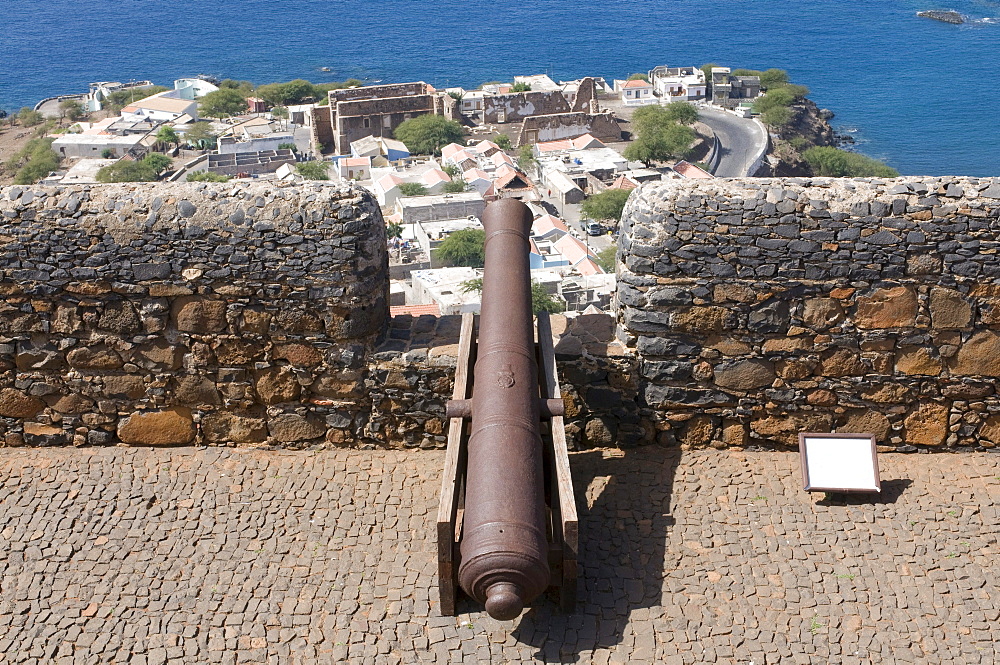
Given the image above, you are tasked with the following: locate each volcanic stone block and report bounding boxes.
[67,345,124,370]
[929,288,972,329]
[0,388,44,418]
[713,360,775,390]
[854,286,917,329]
[950,331,1000,376]
[118,408,196,445]
[172,297,228,333]
[903,402,948,446]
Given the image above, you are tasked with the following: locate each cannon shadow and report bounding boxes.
[510,445,680,661]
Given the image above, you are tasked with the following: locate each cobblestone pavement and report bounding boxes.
[1,446,999,664]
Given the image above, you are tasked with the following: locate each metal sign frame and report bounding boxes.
[798,432,881,493]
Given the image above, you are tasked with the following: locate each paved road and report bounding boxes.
[698,107,768,177]
[2,446,999,664]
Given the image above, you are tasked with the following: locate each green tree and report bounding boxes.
[759,68,790,89]
[101,148,114,159]
[17,107,44,127]
[623,122,695,165]
[626,73,650,82]
[494,134,512,150]
[595,246,617,272]
[295,161,330,180]
[442,164,461,178]
[581,189,631,222]
[155,126,179,146]
[436,228,485,267]
[199,88,247,119]
[387,221,403,240]
[517,143,536,171]
[802,146,899,177]
[271,105,289,120]
[142,153,172,173]
[255,79,316,106]
[662,101,698,125]
[59,99,86,121]
[219,79,255,95]
[183,122,217,149]
[394,115,465,155]
[511,82,532,92]
[187,171,230,182]
[442,180,467,193]
[277,142,298,152]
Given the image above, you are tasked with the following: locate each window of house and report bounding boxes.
[364,117,370,128]
[383,116,391,128]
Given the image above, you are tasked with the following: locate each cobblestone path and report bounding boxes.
[1,447,998,664]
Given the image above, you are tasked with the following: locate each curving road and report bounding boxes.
[698,107,768,177]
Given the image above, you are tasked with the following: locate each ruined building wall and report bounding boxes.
[617,177,1000,451]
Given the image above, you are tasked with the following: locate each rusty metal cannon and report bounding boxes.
[437,199,578,620]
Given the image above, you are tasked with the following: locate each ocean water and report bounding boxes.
[1,0,998,176]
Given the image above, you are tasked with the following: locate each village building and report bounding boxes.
[311,81,460,155]
[395,191,486,224]
[350,136,410,166]
[408,266,482,315]
[614,78,656,106]
[216,117,294,155]
[120,91,198,122]
[51,132,147,159]
[334,156,372,181]
[372,161,454,208]
[648,66,707,102]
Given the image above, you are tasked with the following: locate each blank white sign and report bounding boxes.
[801,435,880,493]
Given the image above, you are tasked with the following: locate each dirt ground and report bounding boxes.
[0,124,41,185]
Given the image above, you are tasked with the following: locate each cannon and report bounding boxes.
[437,199,578,620]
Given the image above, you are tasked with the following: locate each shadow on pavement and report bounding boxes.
[814,478,913,506]
[511,445,681,662]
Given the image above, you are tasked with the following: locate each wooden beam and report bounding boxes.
[436,312,476,616]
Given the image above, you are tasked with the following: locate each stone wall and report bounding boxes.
[0,183,390,448]
[617,177,1000,451]
[516,112,621,147]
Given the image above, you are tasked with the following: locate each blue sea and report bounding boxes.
[1,0,998,176]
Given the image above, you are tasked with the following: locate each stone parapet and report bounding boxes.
[0,182,388,448]
[618,176,1000,450]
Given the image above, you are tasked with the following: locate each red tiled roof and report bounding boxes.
[623,79,652,89]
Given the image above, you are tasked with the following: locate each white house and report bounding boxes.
[120,91,198,122]
[616,79,655,106]
[335,156,372,181]
[172,78,219,100]
[648,66,707,102]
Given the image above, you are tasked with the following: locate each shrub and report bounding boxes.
[511,82,531,92]
[95,153,171,183]
[398,182,428,197]
[494,134,512,150]
[187,171,230,182]
[17,107,44,127]
[803,146,899,177]
[442,180,466,193]
[277,142,298,152]
[626,73,650,82]
[9,137,60,184]
[295,161,329,180]
[595,246,617,273]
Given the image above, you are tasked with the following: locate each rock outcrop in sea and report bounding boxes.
[917,10,965,24]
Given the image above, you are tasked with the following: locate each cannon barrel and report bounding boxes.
[456,199,551,620]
